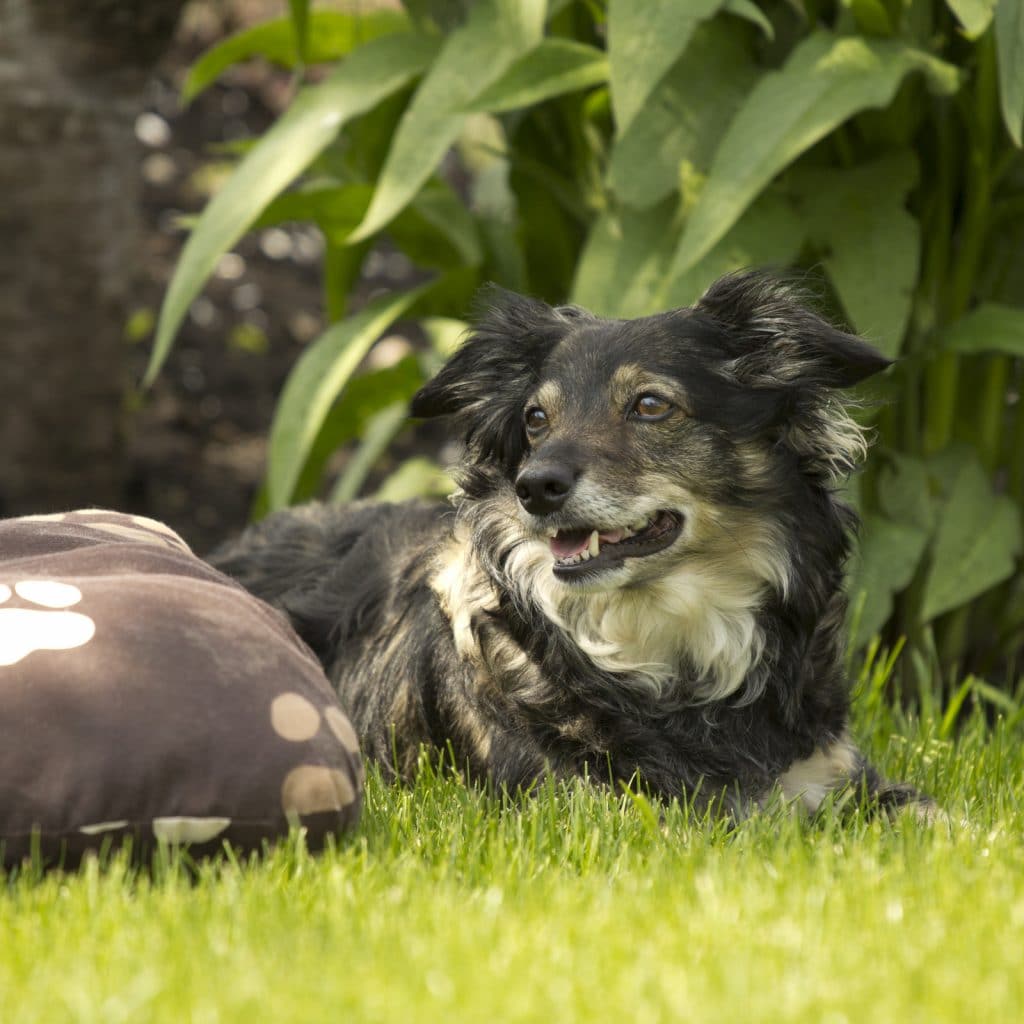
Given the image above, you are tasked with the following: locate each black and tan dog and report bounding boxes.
[212,271,928,818]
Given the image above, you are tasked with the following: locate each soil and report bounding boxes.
[123,1,431,555]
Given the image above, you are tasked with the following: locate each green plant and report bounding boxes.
[149,0,1024,687]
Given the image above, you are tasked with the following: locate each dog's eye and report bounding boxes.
[524,407,549,434]
[629,394,673,421]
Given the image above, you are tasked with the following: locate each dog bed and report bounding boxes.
[0,509,362,869]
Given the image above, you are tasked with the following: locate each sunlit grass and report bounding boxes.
[2,655,1022,1023]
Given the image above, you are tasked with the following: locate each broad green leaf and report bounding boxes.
[997,0,1024,145]
[391,181,483,268]
[789,152,919,358]
[724,0,774,38]
[661,188,805,308]
[267,177,479,273]
[877,452,935,533]
[663,32,960,290]
[510,160,585,302]
[845,0,894,35]
[571,198,680,318]
[465,39,608,113]
[267,283,433,510]
[946,0,997,38]
[349,0,545,243]
[847,514,929,648]
[574,188,804,318]
[181,10,410,102]
[607,20,758,209]
[285,355,426,504]
[330,402,409,504]
[374,457,455,502]
[272,179,481,270]
[920,455,1023,621]
[148,33,438,386]
[941,303,1024,356]
[926,442,976,497]
[254,183,374,241]
[403,0,471,32]
[607,0,725,135]
[323,239,371,323]
[459,115,524,286]
[323,356,426,447]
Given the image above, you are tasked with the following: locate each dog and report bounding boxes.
[211,271,930,818]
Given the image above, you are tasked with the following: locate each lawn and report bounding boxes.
[2,654,1023,1024]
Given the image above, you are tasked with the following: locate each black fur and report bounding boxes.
[211,271,929,818]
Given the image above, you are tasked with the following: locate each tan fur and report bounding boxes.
[777,734,859,812]
[434,494,791,703]
[789,396,869,481]
[431,524,489,666]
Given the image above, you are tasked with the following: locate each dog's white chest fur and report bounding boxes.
[433,515,789,702]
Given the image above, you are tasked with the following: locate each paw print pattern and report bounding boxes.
[270,692,363,817]
[0,581,96,667]
[73,695,364,845]
[19,509,192,553]
[0,508,364,867]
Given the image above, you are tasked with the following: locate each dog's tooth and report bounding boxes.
[632,517,648,532]
[588,530,600,558]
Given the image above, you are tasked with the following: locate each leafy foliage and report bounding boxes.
[151,0,1024,688]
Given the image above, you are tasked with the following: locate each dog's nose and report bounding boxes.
[515,463,576,515]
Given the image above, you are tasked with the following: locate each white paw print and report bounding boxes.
[0,581,96,667]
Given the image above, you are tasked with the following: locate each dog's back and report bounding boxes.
[211,501,465,774]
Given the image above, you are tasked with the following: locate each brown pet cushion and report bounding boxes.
[0,510,362,869]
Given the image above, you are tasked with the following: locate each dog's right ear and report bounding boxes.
[410,285,568,465]
[410,286,565,418]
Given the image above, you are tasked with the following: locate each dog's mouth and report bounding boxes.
[548,510,683,578]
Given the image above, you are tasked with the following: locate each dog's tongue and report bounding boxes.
[550,526,630,558]
[550,529,590,559]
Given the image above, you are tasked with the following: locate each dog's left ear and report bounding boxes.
[696,271,892,388]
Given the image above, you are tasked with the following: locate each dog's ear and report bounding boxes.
[696,271,890,481]
[410,285,568,465]
[696,271,891,388]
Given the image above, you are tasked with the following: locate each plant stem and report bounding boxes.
[921,104,957,455]
[1010,384,1024,507]
[976,355,1010,474]
[937,32,1003,671]
[948,32,996,322]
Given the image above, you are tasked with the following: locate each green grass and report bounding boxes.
[3,655,1024,1023]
